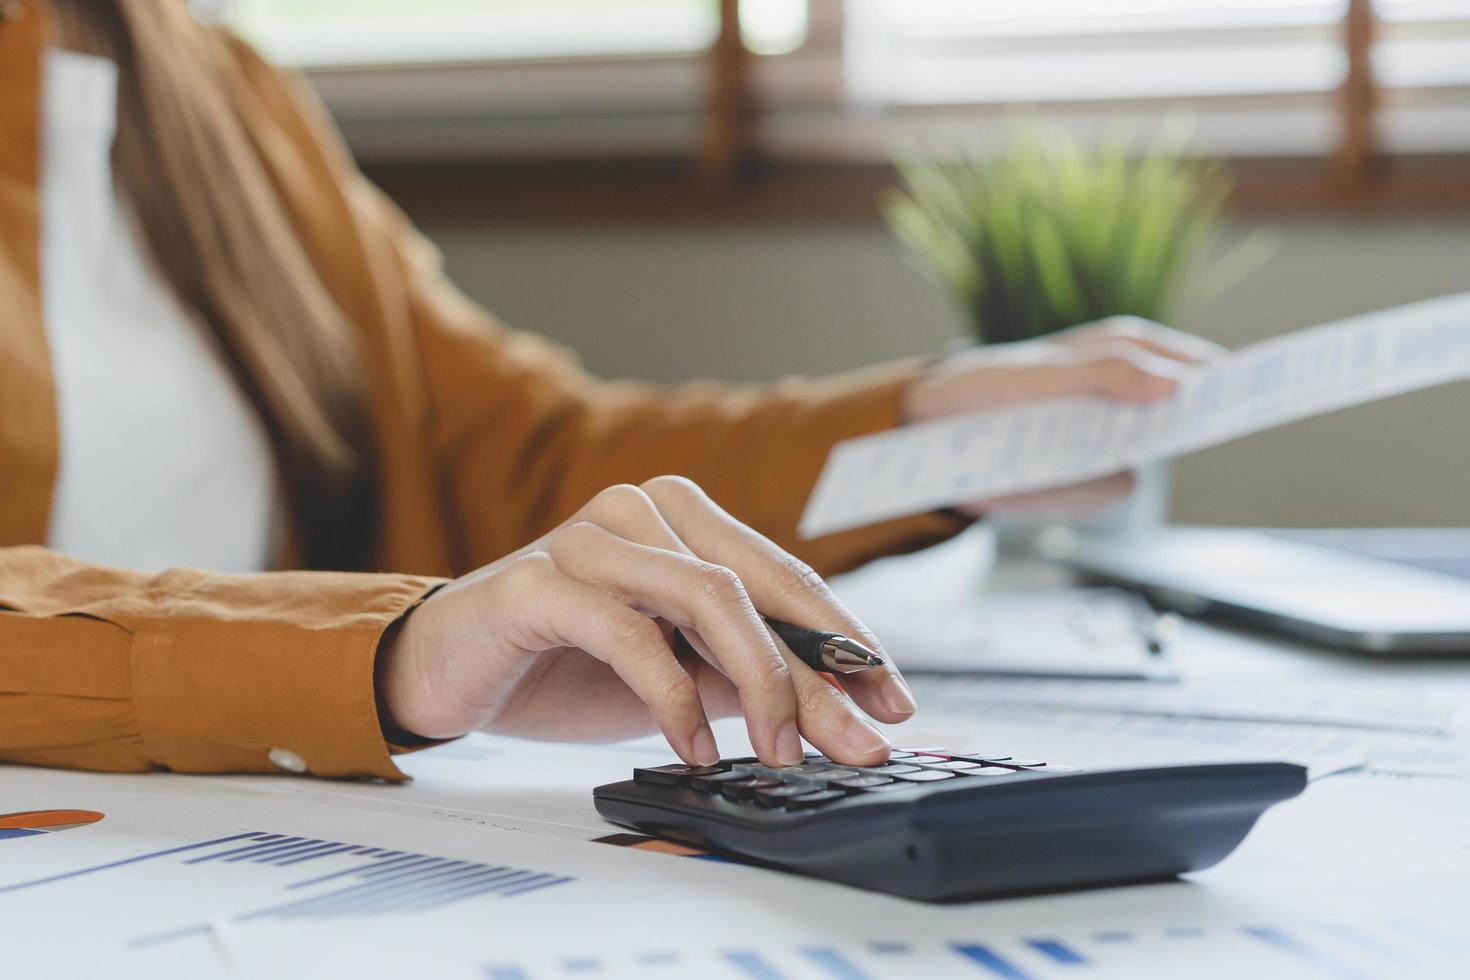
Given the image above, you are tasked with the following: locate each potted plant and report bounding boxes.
[883,121,1265,536]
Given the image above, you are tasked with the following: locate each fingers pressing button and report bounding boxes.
[268,748,307,773]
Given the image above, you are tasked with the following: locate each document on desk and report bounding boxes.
[5,761,1469,980]
[844,590,1179,679]
[800,292,1470,537]
[918,675,1459,734]
[902,675,1470,779]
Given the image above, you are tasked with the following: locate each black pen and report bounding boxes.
[765,618,886,675]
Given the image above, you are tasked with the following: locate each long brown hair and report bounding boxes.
[52,0,378,570]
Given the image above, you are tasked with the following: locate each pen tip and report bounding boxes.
[830,636,878,657]
[824,636,884,673]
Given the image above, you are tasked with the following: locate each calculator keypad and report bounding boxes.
[631,747,1078,812]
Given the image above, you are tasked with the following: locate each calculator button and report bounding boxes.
[737,761,842,778]
[785,790,847,810]
[908,755,949,765]
[897,746,949,754]
[721,777,784,800]
[929,760,982,771]
[967,766,1019,776]
[887,752,915,760]
[734,762,859,787]
[690,770,750,792]
[634,764,724,787]
[951,752,1013,763]
[1005,759,1046,768]
[892,770,956,782]
[829,774,894,790]
[863,764,921,775]
[754,784,815,806]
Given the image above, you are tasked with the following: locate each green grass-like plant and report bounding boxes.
[884,122,1247,345]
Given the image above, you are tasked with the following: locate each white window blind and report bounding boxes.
[220,0,1469,162]
[224,0,808,161]
[228,0,809,67]
[1372,0,1470,152]
[839,0,1470,156]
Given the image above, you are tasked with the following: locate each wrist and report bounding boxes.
[374,594,449,743]
[374,615,419,742]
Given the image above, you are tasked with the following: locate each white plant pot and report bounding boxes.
[992,460,1172,558]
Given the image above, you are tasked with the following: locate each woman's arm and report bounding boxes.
[0,546,441,778]
[2,478,916,776]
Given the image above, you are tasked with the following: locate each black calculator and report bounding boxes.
[593,747,1306,901]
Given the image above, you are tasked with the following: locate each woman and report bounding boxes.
[0,0,1214,781]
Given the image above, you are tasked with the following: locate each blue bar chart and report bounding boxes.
[0,829,572,947]
[479,916,1468,980]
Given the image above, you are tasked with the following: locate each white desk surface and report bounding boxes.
[4,527,1468,979]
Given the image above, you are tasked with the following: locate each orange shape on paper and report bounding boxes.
[0,810,105,831]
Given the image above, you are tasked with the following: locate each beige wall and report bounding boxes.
[421,215,1470,527]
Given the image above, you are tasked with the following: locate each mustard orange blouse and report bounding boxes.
[0,1,964,781]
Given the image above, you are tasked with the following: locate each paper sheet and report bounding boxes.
[910,675,1459,734]
[5,763,1469,980]
[900,682,1470,780]
[5,647,1469,977]
[799,292,1470,537]
[840,589,1178,679]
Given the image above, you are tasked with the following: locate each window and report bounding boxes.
[844,1,1348,106]
[839,0,1470,156]
[224,0,807,161]
[1372,0,1470,152]
[228,0,809,67]
[224,0,1470,170]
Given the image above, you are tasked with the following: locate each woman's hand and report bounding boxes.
[903,316,1226,517]
[376,477,913,769]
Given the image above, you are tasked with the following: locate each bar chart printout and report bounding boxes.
[481,917,1469,979]
[0,829,573,948]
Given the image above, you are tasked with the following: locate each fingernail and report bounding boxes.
[844,716,891,759]
[880,674,917,716]
[776,723,804,766]
[692,724,720,767]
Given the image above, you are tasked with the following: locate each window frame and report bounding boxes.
[249,0,1470,213]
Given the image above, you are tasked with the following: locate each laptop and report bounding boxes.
[1062,526,1470,655]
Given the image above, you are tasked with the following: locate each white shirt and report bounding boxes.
[41,49,280,574]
